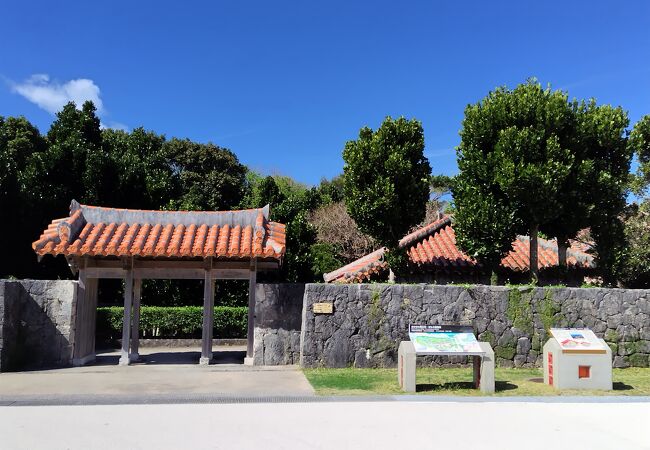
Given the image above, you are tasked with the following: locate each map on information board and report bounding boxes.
[550,328,607,353]
[408,325,484,355]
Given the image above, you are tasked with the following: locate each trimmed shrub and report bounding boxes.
[96,306,248,341]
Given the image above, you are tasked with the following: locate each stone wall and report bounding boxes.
[253,283,305,365]
[299,284,650,368]
[0,280,77,371]
[4,280,648,370]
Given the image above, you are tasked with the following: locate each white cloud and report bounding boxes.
[101,121,129,131]
[11,74,104,115]
[425,148,455,158]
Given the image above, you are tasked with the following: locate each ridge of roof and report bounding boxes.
[399,215,451,249]
[71,199,270,228]
[323,248,387,283]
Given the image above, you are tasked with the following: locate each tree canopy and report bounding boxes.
[101,127,173,210]
[241,173,337,282]
[0,116,48,278]
[342,116,431,274]
[577,102,632,283]
[630,115,650,197]
[617,201,650,288]
[164,138,247,211]
[453,80,634,284]
[43,101,107,208]
[454,80,577,279]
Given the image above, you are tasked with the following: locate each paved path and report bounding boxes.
[0,400,648,450]
[0,347,314,398]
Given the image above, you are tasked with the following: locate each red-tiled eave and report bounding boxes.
[324,216,595,283]
[33,200,286,261]
[323,248,388,283]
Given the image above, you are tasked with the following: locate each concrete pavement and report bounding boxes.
[0,400,648,450]
[0,346,314,398]
[2,346,648,449]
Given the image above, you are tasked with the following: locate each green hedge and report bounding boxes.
[96,306,248,340]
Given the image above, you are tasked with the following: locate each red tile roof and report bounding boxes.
[324,216,594,283]
[33,200,286,260]
[323,248,388,284]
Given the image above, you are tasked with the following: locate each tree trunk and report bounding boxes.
[557,236,568,268]
[530,224,539,284]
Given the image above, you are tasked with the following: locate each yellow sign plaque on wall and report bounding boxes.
[313,302,334,314]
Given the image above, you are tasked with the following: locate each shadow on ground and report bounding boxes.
[94,348,246,366]
[613,382,634,391]
[416,380,518,393]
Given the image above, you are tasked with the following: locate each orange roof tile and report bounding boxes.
[33,200,286,261]
[324,216,594,283]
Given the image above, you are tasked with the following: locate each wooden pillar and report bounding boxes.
[72,264,99,367]
[130,278,142,362]
[200,269,214,365]
[119,268,134,366]
[244,259,257,364]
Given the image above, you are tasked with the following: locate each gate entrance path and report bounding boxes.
[0,346,314,400]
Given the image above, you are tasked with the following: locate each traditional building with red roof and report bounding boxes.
[324,216,595,285]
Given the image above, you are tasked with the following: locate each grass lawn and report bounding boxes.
[303,367,650,396]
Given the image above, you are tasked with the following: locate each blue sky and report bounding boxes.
[2,1,649,186]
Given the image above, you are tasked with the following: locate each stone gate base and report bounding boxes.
[0,280,77,371]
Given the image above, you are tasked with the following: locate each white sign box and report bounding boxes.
[549,328,607,354]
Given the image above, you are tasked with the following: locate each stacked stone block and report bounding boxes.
[298,284,650,368]
[0,280,77,371]
[252,283,304,365]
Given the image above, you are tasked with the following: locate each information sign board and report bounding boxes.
[549,328,607,354]
[313,302,334,314]
[408,325,484,355]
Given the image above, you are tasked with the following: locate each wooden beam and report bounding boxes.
[83,267,253,280]
[136,268,203,279]
[212,268,251,280]
[84,259,278,271]
[84,267,125,279]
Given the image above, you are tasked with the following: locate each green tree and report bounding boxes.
[242,173,326,282]
[630,115,650,197]
[274,184,324,282]
[429,174,454,202]
[317,175,345,204]
[242,175,286,210]
[164,138,247,211]
[43,101,107,209]
[416,174,454,226]
[539,162,593,270]
[454,80,578,282]
[0,116,48,278]
[102,127,176,209]
[309,242,342,277]
[342,116,431,276]
[539,101,601,270]
[617,201,650,288]
[578,102,632,284]
[452,183,520,280]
